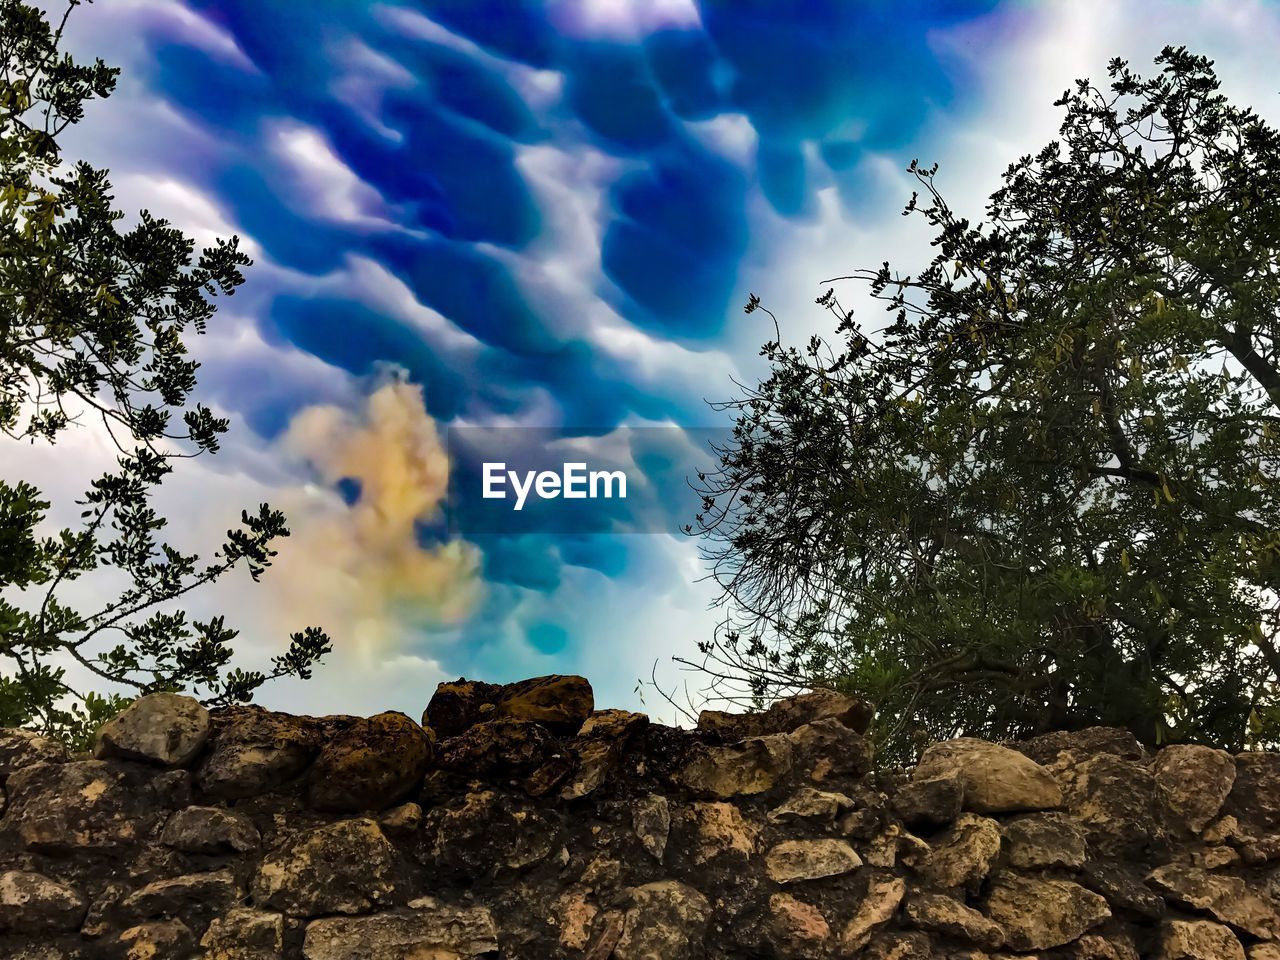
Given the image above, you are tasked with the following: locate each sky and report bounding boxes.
[15,0,1280,722]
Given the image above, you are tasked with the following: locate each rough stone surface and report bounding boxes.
[1154,744,1236,833]
[94,693,211,767]
[0,675,1278,960]
[984,873,1110,950]
[697,688,873,740]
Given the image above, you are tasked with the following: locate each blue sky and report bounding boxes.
[25,0,1280,720]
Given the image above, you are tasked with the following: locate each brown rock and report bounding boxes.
[252,819,406,916]
[579,709,649,740]
[841,874,906,952]
[307,711,434,812]
[198,706,320,800]
[924,813,1002,891]
[438,717,563,778]
[422,678,503,737]
[633,793,670,861]
[1060,753,1162,856]
[1154,745,1236,833]
[914,739,1062,814]
[560,738,619,801]
[302,899,498,959]
[788,718,874,780]
[864,931,935,960]
[424,790,562,879]
[893,771,964,828]
[683,801,759,863]
[1012,727,1146,767]
[584,910,626,960]
[94,693,211,767]
[0,871,87,934]
[2,760,163,852]
[613,881,710,960]
[200,908,283,960]
[769,786,856,823]
[0,730,68,783]
[1147,863,1280,940]
[698,688,873,741]
[496,675,594,730]
[119,870,239,923]
[378,802,423,836]
[116,919,195,960]
[766,839,862,883]
[676,733,793,798]
[161,806,259,854]
[983,874,1110,951]
[554,888,598,952]
[767,894,831,958]
[1158,920,1246,960]
[1002,813,1087,869]
[904,892,1004,948]
[1080,863,1166,920]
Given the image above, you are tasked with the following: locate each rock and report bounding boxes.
[1158,920,1246,960]
[560,738,619,801]
[161,806,259,854]
[633,794,670,861]
[424,790,562,879]
[769,786,856,822]
[554,888,598,951]
[893,771,965,828]
[1147,863,1280,940]
[682,802,759,863]
[200,908,284,960]
[307,711,434,812]
[1072,932,1141,960]
[1002,813,1087,869]
[841,874,906,952]
[924,813,1002,891]
[765,839,862,883]
[676,733,793,798]
[116,919,195,959]
[767,893,831,958]
[864,930,934,960]
[1154,745,1236,833]
[1059,754,1161,856]
[787,718,874,780]
[613,880,710,960]
[379,802,423,836]
[496,675,594,731]
[198,706,319,800]
[438,717,563,778]
[983,873,1110,951]
[584,910,626,960]
[579,709,649,740]
[119,870,239,922]
[0,871,88,934]
[0,730,68,782]
[1,760,162,852]
[1080,862,1166,920]
[1251,946,1280,960]
[904,892,1004,948]
[93,693,211,767]
[1228,753,1280,832]
[1012,727,1146,766]
[914,738,1062,814]
[697,688,873,740]
[422,679,503,737]
[302,900,498,959]
[252,819,406,916]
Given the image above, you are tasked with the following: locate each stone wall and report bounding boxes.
[1,676,1278,960]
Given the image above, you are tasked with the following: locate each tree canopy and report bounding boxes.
[694,48,1280,761]
[0,0,329,746]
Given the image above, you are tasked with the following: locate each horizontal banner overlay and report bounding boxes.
[445,427,733,535]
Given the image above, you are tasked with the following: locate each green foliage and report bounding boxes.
[0,0,331,743]
[695,48,1280,761]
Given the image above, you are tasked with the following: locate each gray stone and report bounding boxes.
[161,806,259,854]
[253,819,406,916]
[94,693,210,767]
[633,793,670,861]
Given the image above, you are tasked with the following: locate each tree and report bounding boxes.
[0,0,330,747]
[693,48,1280,761]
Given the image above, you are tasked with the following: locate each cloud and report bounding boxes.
[269,380,482,658]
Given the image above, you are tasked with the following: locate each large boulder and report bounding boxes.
[496,675,594,731]
[94,693,210,767]
[302,900,498,959]
[983,873,1110,950]
[1147,864,1280,941]
[1,760,164,852]
[422,679,503,738]
[252,819,407,916]
[307,711,434,812]
[0,871,88,934]
[914,738,1062,813]
[1153,744,1236,834]
[676,733,793,798]
[613,881,711,960]
[198,706,320,800]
